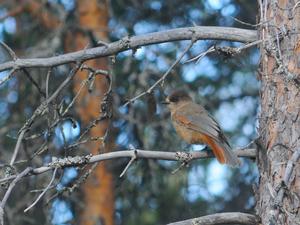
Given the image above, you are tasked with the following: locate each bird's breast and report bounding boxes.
[173,121,207,144]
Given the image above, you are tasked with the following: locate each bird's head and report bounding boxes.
[162,90,192,111]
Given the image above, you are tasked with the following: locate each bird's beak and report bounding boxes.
[161,99,170,105]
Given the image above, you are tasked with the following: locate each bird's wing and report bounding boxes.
[172,103,221,140]
[173,103,240,167]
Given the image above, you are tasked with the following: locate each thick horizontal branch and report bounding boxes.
[0,148,256,184]
[0,26,257,72]
[167,212,259,225]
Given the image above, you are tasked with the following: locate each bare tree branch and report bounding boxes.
[24,168,58,213]
[166,212,259,225]
[0,168,32,225]
[0,148,256,184]
[0,26,257,72]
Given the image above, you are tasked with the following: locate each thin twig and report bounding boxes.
[0,41,17,60]
[10,129,26,166]
[124,40,195,106]
[231,16,263,27]
[184,46,215,64]
[24,168,58,213]
[185,39,263,65]
[23,69,46,97]
[119,150,137,177]
[0,68,16,86]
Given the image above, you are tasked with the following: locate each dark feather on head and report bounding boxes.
[168,90,192,103]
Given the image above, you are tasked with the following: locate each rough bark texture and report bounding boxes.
[64,1,115,225]
[257,1,300,225]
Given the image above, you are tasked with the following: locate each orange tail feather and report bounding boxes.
[202,135,226,164]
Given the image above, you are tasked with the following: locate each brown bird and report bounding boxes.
[163,90,241,167]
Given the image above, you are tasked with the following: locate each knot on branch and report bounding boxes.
[175,152,193,163]
[215,46,240,57]
[120,36,131,49]
[48,155,92,168]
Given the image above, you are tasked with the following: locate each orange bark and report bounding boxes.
[24,0,61,29]
[11,1,114,224]
[64,1,115,225]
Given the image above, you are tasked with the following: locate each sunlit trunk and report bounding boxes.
[257,1,300,224]
[64,1,115,225]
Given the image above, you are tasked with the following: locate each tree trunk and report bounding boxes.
[257,1,300,224]
[64,1,115,225]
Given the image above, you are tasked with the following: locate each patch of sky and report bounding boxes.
[47,0,75,11]
[207,160,229,196]
[51,199,73,225]
[7,76,17,87]
[156,55,169,71]
[133,21,158,35]
[207,0,230,10]
[63,95,71,104]
[201,85,215,96]
[235,96,256,116]
[53,120,80,149]
[233,71,258,86]
[187,184,212,202]
[182,57,218,82]
[43,155,52,164]
[134,48,145,60]
[135,47,158,63]
[118,104,128,114]
[0,101,9,120]
[187,165,213,201]
[55,64,70,76]
[243,123,254,136]
[218,84,241,100]
[3,16,16,34]
[191,144,206,151]
[57,167,78,191]
[250,49,260,65]
[116,132,129,146]
[118,49,132,59]
[6,90,18,103]
[157,42,176,53]
[189,8,203,21]
[0,23,3,40]
[61,0,75,11]
[239,161,258,185]
[245,196,255,210]
[215,102,239,131]
[236,136,249,147]
[221,4,236,17]
[113,119,125,130]
[0,71,8,84]
[149,1,162,11]
[109,20,128,38]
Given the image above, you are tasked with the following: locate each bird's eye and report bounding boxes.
[169,96,178,102]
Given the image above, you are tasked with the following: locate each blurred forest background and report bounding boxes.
[0,0,259,225]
